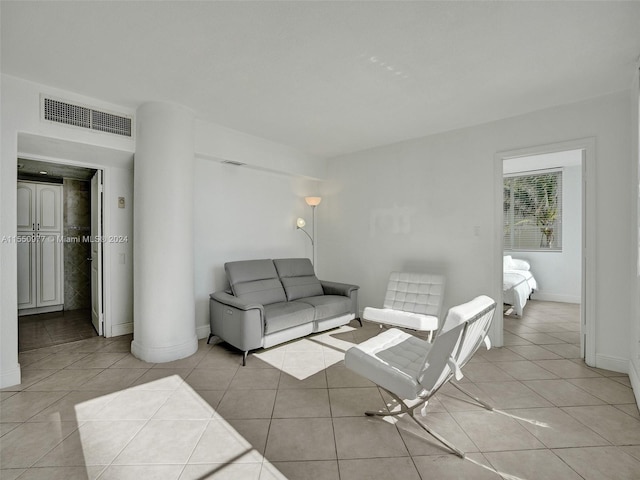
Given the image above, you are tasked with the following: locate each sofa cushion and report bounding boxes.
[264,301,315,334]
[273,258,324,301]
[296,295,352,321]
[225,259,286,305]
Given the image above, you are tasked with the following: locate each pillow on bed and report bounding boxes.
[503,255,514,270]
[510,258,531,271]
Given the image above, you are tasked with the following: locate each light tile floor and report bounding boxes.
[2,300,639,479]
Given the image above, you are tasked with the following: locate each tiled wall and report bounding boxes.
[63,178,91,310]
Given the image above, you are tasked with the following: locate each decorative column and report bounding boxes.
[131,102,198,362]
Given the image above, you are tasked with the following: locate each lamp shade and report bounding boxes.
[305,196,322,207]
[296,218,306,228]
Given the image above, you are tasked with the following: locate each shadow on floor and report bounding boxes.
[18,308,97,352]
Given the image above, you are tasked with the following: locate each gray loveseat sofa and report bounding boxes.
[209,258,360,365]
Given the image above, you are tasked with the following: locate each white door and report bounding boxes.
[17,183,35,232]
[91,171,104,335]
[37,233,63,307]
[17,182,36,309]
[17,181,64,310]
[17,240,36,309]
[36,184,62,232]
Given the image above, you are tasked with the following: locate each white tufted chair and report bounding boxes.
[363,272,445,341]
[345,295,497,458]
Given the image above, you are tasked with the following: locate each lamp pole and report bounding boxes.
[301,196,321,266]
[311,204,316,266]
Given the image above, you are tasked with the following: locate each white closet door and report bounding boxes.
[36,184,62,233]
[17,240,36,309]
[37,233,63,307]
[17,181,64,311]
[17,183,35,231]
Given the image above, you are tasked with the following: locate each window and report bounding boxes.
[504,170,562,251]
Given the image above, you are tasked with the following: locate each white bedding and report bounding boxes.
[503,269,537,316]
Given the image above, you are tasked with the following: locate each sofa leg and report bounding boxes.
[243,351,248,366]
[207,333,215,344]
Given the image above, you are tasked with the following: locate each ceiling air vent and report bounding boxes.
[43,98,91,129]
[42,96,133,137]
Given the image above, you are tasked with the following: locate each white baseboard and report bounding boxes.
[131,334,198,363]
[196,324,211,340]
[111,322,133,337]
[629,359,640,411]
[595,353,629,374]
[0,365,22,389]
[111,323,209,341]
[532,293,580,304]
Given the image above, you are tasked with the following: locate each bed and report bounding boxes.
[503,255,537,316]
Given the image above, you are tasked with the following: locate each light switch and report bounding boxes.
[118,197,125,208]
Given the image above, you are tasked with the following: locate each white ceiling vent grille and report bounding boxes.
[42,96,133,137]
[91,109,132,136]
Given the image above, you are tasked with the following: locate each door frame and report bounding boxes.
[493,137,596,366]
[90,169,104,336]
[16,153,110,337]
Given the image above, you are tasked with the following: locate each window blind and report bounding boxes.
[504,170,562,251]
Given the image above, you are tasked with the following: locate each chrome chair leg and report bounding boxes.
[450,382,494,411]
[365,388,466,458]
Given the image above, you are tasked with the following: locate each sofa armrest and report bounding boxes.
[210,291,264,313]
[320,280,360,317]
[209,292,265,352]
[320,280,359,297]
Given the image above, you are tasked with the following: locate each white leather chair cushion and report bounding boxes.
[363,306,438,331]
[344,328,431,400]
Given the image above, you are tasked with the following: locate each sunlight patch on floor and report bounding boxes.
[73,375,289,479]
[253,325,359,380]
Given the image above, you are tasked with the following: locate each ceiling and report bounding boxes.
[17,158,96,181]
[2,1,640,159]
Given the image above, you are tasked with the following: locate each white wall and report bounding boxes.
[505,162,582,304]
[193,158,318,337]
[196,120,325,180]
[104,163,135,336]
[321,91,634,373]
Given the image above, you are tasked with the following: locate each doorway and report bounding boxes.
[493,138,596,366]
[502,149,584,359]
[16,158,104,351]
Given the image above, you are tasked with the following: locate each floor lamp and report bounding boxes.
[296,196,321,265]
